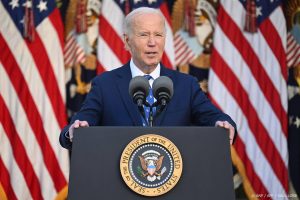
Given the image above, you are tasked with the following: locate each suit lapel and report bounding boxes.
[116,63,143,126]
[154,65,175,126]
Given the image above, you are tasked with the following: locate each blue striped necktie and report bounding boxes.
[142,75,155,126]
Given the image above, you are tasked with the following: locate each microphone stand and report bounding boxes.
[148,106,154,127]
[141,99,167,127]
[147,101,166,127]
[141,101,154,127]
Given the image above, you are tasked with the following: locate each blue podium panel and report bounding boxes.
[68,127,235,200]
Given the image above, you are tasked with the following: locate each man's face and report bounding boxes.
[124,13,166,70]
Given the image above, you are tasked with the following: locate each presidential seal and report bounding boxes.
[120,134,183,197]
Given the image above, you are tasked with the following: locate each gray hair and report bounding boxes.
[123,7,166,36]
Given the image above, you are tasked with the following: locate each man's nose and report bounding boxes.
[147,36,156,46]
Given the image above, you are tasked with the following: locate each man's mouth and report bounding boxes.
[145,52,157,55]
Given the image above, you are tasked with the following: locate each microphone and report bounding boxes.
[152,76,173,110]
[129,76,150,107]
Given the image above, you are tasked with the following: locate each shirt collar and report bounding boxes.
[130,59,160,80]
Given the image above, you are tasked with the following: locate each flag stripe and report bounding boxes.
[218,5,288,136]
[211,50,288,189]
[269,7,286,49]
[236,122,288,196]
[209,0,288,198]
[0,145,17,200]
[176,50,194,66]
[175,41,189,56]
[65,48,76,64]
[49,9,64,47]
[209,68,288,196]
[64,36,76,51]
[287,40,297,55]
[234,137,270,196]
[0,4,66,130]
[98,0,175,71]
[39,11,67,102]
[0,38,69,183]
[221,2,287,97]
[0,5,69,179]
[0,63,59,199]
[64,32,86,66]
[259,23,288,111]
[208,98,269,197]
[213,26,288,165]
[160,3,175,67]
[174,41,185,52]
[25,28,66,129]
[101,0,124,38]
[0,0,69,198]
[159,2,171,26]
[287,44,299,60]
[161,52,172,68]
[99,15,130,64]
[208,73,278,196]
[0,34,67,191]
[0,97,42,200]
[263,9,287,79]
[44,11,65,82]
[64,41,77,61]
[287,46,300,65]
[176,47,193,61]
[221,2,288,112]
[96,60,105,74]
[289,54,300,67]
[98,36,123,69]
[291,53,300,66]
[287,34,295,45]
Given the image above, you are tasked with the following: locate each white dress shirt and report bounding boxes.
[129,59,160,87]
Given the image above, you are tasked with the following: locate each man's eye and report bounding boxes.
[155,33,164,37]
[138,33,148,37]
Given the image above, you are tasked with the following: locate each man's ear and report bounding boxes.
[123,34,130,51]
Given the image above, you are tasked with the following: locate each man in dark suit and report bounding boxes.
[60,7,236,150]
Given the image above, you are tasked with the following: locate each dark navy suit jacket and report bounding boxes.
[60,63,236,149]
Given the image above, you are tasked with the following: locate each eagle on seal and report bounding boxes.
[139,155,164,181]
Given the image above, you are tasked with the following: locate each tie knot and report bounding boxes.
[144,74,152,81]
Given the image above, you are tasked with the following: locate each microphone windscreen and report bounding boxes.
[128,76,150,97]
[152,76,173,99]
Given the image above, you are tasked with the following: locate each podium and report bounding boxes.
[68,127,235,200]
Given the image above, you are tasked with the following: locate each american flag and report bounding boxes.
[287,32,300,68]
[97,0,175,72]
[209,0,289,199]
[0,0,69,199]
[174,30,202,66]
[63,30,86,67]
